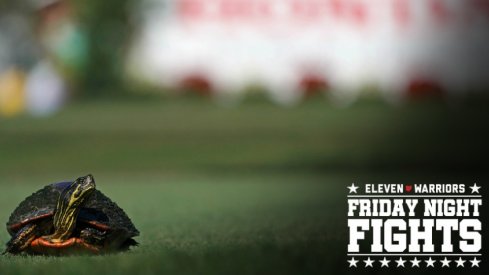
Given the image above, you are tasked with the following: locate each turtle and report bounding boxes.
[3,174,139,255]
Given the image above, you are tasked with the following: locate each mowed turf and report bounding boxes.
[0,97,487,274]
[0,175,345,275]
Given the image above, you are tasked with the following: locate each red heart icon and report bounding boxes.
[405,185,412,192]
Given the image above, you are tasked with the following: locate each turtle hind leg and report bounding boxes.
[120,238,138,251]
[3,224,39,255]
[79,228,138,253]
[101,229,138,252]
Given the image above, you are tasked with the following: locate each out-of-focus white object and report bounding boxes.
[25,60,66,116]
[128,0,489,101]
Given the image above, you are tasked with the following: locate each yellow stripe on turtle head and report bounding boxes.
[49,175,96,242]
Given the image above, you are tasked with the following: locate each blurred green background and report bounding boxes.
[1,98,488,274]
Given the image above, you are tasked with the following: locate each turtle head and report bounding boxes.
[49,175,96,242]
[66,174,96,204]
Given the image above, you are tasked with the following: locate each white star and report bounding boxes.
[470,257,480,267]
[396,257,406,267]
[348,257,358,267]
[455,257,466,267]
[470,183,481,193]
[364,257,374,267]
[425,257,435,267]
[441,257,451,267]
[347,183,359,193]
[380,257,390,267]
[410,257,421,267]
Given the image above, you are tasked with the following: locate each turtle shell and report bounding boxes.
[7,182,139,239]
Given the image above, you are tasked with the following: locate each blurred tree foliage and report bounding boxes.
[70,0,138,96]
[1,0,140,97]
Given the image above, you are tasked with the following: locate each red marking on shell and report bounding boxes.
[79,220,111,231]
[8,213,54,234]
[30,237,100,254]
[9,214,111,235]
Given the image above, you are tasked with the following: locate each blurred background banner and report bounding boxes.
[128,0,489,104]
[1,0,489,111]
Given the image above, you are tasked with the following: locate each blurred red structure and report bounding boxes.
[179,74,213,96]
[406,77,445,99]
[299,74,329,97]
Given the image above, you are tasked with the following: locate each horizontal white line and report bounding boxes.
[347,195,481,198]
[347,253,482,256]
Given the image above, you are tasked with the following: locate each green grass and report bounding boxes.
[0,97,487,274]
[0,175,346,274]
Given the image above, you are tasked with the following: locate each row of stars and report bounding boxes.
[348,257,481,267]
[347,183,481,193]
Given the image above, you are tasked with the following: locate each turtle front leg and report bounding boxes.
[3,224,39,254]
[80,227,106,246]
